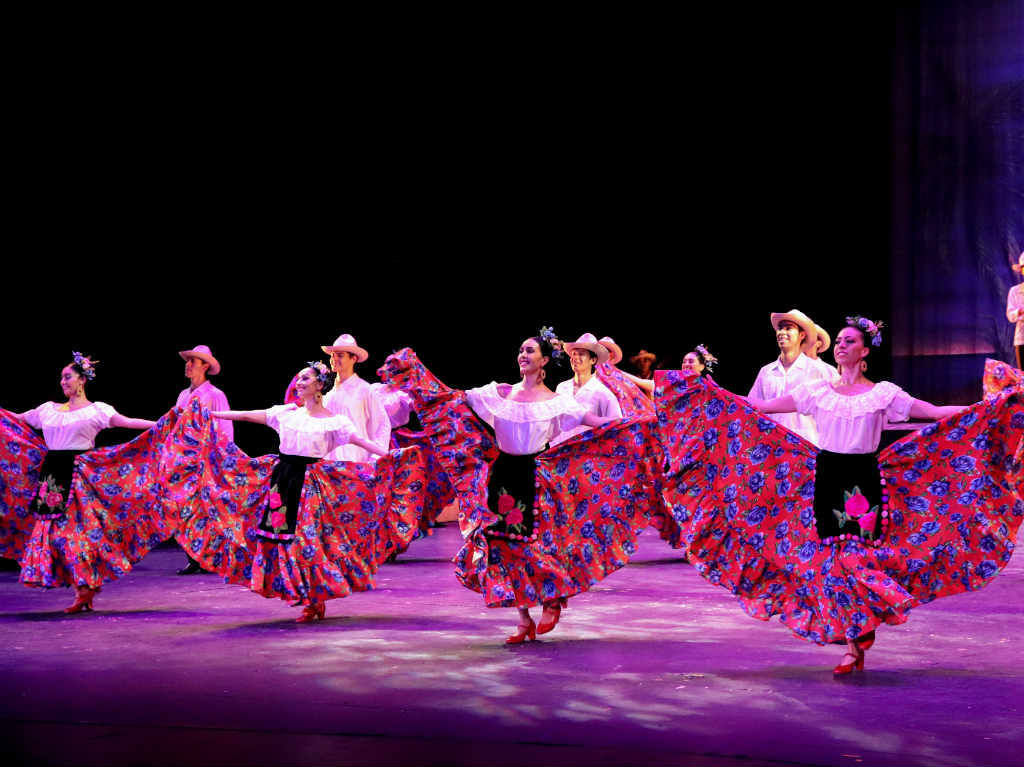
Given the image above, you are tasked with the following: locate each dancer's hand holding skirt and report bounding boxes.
[161,400,433,606]
[654,362,1024,645]
[380,348,666,609]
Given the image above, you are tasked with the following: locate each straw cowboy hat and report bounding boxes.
[812,324,832,353]
[770,309,817,346]
[321,333,369,363]
[630,349,657,365]
[598,336,623,366]
[178,345,221,375]
[562,332,610,365]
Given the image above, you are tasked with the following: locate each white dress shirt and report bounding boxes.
[1006,284,1024,346]
[322,374,390,462]
[748,352,836,446]
[549,376,622,447]
[176,380,233,444]
[809,356,841,385]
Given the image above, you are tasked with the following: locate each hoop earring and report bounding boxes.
[859,360,868,373]
[539,369,546,382]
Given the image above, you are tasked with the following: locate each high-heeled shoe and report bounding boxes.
[856,630,876,651]
[64,588,97,614]
[295,602,326,623]
[536,602,561,635]
[833,646,865,675]
[506,617,537,644]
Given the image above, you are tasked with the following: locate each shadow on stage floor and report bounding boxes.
[0,526,1020,767]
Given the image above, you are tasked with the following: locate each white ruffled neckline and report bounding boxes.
[469,382,583,423]
[39,401,112,424]
[272,404,353,433]
[803,380,904,418]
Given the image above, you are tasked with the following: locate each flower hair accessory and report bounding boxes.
[538,326,564,359]
[306,360,332,391]
[71,351,97,380]
[695,344,718,371]
[846,316,884,347]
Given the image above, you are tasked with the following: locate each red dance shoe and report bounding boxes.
[64,587,97,615]
[536,602,562,635]
[296,602,326,623]
[506,617,537,645]
[833,646,865,675]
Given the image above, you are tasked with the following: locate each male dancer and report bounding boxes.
[175,345,232,575]
[748,310,834,446]
[805,322,841,383]
[321,334,390,462]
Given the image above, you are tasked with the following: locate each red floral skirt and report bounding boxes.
[597,364,683,549]
[655,361,1024,645]
[379,349,665,608]
[8,410,183,590]
[390,427,456,552]
[0,409,47,560]
[162,401,432,605]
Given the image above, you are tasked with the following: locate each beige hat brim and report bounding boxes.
[563,341,610,364]
[770,311,816,347]
[813,324,831,353]
[599,339,623,366]
[179,350,221,375]
[321,344,369,363]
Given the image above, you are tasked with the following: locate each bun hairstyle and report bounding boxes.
[845,316,884,348]
[305,360,333,394]
[693,344,718,376]
[532,326,567,369]
[70,351,98,381]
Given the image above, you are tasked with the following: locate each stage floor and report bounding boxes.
[1,526,1020,767]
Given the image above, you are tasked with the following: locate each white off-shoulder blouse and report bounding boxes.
[550,376,622,447]
[466,382,588,455]
[791,380,915,454]
[23,401,118,450]
[265,404,357,459]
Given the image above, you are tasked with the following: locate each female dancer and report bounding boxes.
[2,353,160,612]
[621,344,717,397]
[170,362,431,622]
[655,316,1023,674]
[380,331,664,643]
[550,333,622,447]
[680,344,717,377]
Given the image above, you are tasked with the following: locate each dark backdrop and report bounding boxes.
[7,4,1018,458]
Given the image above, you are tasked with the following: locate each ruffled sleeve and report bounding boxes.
[22,403,49,430]
[790,380,829,416]
[92,402,118,429]
[880,382,914,423]
[265,404,297,432]
[465,383,500,428]
[329,414,357,446]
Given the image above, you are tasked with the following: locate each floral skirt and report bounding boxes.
[596,364,682,549]
[654,361,1024,645]
[0,408,47,560]
[163,401,432,605]
[391,428,456,552]
[13,411,182,590]
[379,348,665,608]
